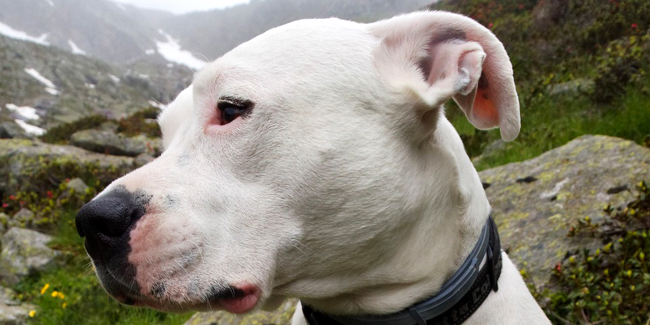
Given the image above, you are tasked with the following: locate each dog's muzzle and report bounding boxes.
[75,187,149,302]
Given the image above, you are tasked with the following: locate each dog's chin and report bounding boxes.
[96,268,262,314]
[126,293,261,314]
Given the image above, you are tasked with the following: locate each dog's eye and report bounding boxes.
[217,100,251,125]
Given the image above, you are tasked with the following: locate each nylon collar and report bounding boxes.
[302,216,502,325]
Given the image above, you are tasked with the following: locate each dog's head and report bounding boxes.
[76,11,518,314]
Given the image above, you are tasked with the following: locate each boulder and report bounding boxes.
[134,153,155,166]
[0,228,60,286]
[184,299,297,325]
[8,209,34,229]
[131,134,163,157]
[0,122,31,140]
[66,178,89,194]
[0,283,35,325]
[0,303,30,325]
[547,78,595,96]
[98,121,119,133]
[70,129,147,157]
[479,135,650,289]
[0,139,133,195]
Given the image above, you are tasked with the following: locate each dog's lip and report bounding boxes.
[216,284,260,314]
[113,284,261,314]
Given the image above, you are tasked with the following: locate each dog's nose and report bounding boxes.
[76,189,146,258]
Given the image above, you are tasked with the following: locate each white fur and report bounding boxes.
[99,11,549,324]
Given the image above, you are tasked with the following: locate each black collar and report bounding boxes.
[302,216,502,325]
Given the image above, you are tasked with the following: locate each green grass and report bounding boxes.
[450,78,650,171]
[14,208,193,325]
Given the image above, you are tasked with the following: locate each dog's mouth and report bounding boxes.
[124,287,260,314]
[95,263,261,313]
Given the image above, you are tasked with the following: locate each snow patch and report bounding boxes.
[85,83,96,89]
[25,68,61,95]
[108,74,120,83]
[149,100,168,110]
[0,21,49,46]
[24,68,56,88]
[6,103,39,120]
[45,87,60,95]
[156,29,207,70]
[15,119,46,136]
[68,40,87,55]
[44,0,54,7]
[115,2,126,11]
[145,49,156,55]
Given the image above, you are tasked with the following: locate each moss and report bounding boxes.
[40,115,108,144]
[39,105,162,145]
[117,106,161,138]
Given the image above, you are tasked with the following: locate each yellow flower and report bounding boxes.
[62,303,67,309]
[40,284,50,295]
[603,242,613,252]
[57,292,65,299]
[29,310,36,318]
[52,291,59,297]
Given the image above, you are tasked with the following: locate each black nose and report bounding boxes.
[76,188,148,259]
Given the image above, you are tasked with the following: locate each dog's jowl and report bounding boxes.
[77,11,551,325]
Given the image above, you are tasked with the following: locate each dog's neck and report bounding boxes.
[298,116,491,316]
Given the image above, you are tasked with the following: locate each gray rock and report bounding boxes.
[66,178,89,194]
[184,298,297,325]
[98,121,119,133]
[135,153,155,166]
[0,139,134,194]
[479,135,650,290]
[131,134,163,156]
[547,78,595,96]
[0,228,60,286]
[0,287,20,306]
[0,303,30,325]
[0,122,30,140]
[70,129,147,157]
[0,287,33,325]
[8,209,34,229]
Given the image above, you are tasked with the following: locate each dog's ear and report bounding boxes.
[369,11,520,141]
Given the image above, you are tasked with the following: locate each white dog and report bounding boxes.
[76,11,551,325]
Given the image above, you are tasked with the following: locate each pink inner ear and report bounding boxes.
[473,88,499,124]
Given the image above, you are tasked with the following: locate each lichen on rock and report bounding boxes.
[0,228,61,286]
[183,299,297,325]
[479,135,650,290]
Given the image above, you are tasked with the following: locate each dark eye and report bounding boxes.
[217,100,251,125]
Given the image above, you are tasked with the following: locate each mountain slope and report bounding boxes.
[0,0,436,66]
[0,34,192,130]
[162,0,435,61]
[0,0,172,64]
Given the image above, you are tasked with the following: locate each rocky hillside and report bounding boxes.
[0,0,435,66]
[0,0,170,65]
[0,34,192,134]
[161,0,435,62]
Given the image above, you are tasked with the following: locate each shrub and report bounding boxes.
[40,115,108,144]
[541,181,650,324]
